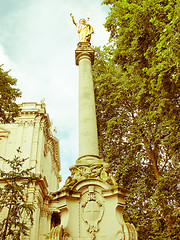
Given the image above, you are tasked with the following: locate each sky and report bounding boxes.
[0,0,110,186]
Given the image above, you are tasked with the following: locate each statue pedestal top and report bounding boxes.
[75,42,94,65]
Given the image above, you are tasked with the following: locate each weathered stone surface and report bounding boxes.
[76,43,99,162]
[49,174,136,240]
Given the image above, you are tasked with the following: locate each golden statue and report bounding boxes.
[70,13,94,43]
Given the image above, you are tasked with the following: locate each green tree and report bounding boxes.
[92,0,180,238]
[0,65,21,123]
[0,149,35,240]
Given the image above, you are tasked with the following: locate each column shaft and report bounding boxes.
[78,54,99,158]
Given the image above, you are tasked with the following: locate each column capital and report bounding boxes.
[75,42,94,66]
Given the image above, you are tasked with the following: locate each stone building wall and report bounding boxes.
[0,102,61,239]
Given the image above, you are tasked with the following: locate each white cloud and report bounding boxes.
[0,45,16,72]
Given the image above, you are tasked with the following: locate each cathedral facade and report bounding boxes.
[0,102,61,239]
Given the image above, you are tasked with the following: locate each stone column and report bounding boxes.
[48,42,137,240]
[75,42,102,165]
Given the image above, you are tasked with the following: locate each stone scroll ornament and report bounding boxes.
[70,13,94,43]
[81,187,104,240]
[48,225,72,240]
[60,163,117,192]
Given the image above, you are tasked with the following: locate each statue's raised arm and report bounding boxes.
[70,13,94,43]
[70,13,77,26]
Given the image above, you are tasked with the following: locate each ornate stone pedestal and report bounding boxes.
[50,162,137,240]
[48,43,137,240]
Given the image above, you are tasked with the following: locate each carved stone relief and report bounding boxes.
[60,163,117,192]
[44,143,48,156]
[48,225,72,240]
[18,120,36,127]
[116,231,125,240]
[49,225,63,240]
[126,223,138,240]
[81,186,104,240]
[63,232,72,240]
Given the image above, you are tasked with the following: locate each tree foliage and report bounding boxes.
[92,0,180,239]
[0,149,35,240]
[0,65,21,123]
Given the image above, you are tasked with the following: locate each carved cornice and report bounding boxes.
[17,120,36,126]
[16,102,50,128]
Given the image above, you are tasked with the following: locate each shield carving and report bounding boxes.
[81,195,104,239]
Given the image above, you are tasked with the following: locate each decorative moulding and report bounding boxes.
[0,127,10,140]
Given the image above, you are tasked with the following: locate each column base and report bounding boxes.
[76,155,103,165]
[49,174,137,240]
